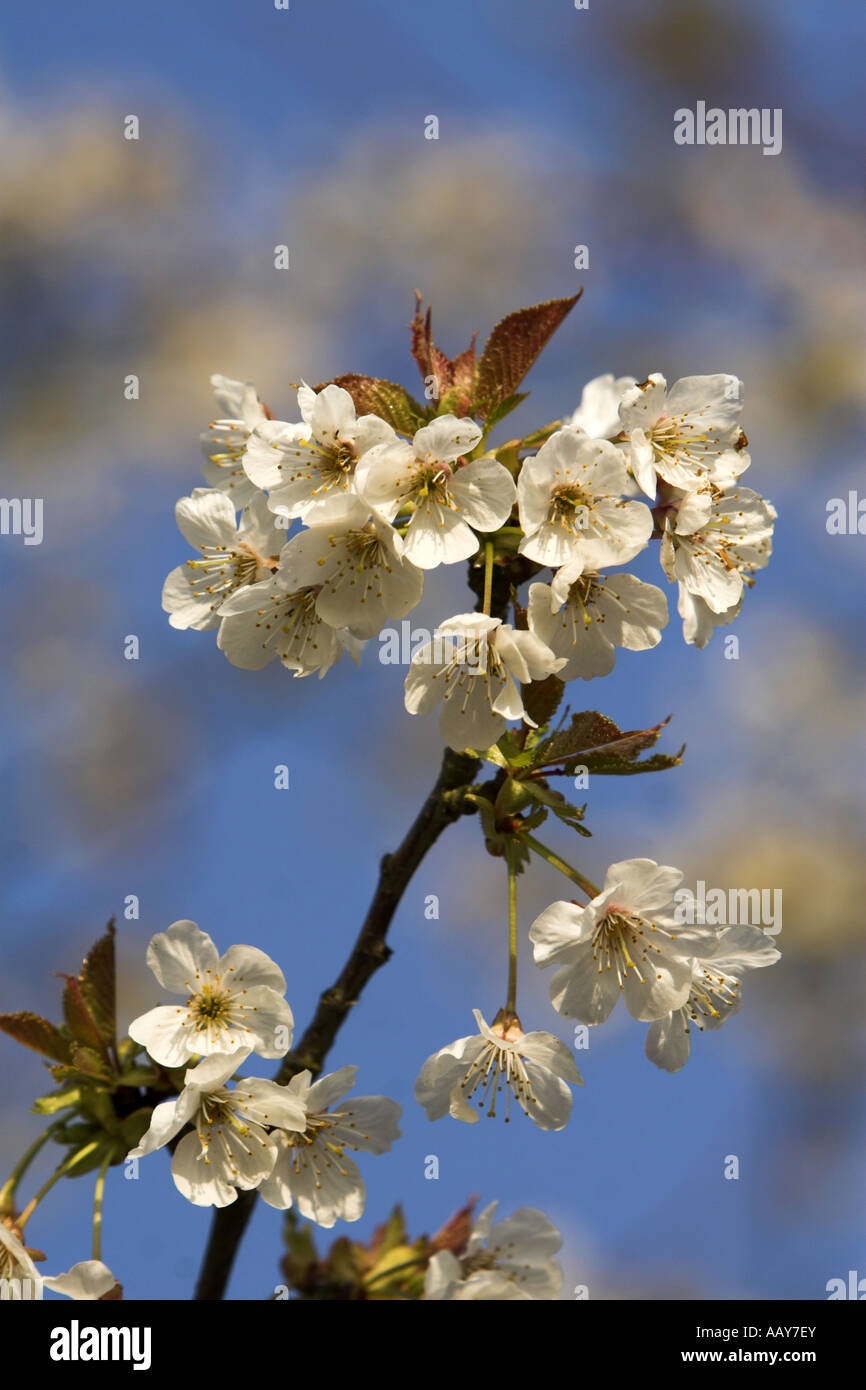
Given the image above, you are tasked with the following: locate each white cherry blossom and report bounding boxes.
[259,1065,401,1227]
[161,489,281,631]
[217,578,351,677]
[278,510,424,639]
[128,919,294,1068]
[517,430,652,570]
[404,613,565,752]
[42,1261,118,1300]
[658,483,776,617]
[527,566,668,681]
[530,859,718,1025]
[619,373,751,499]
[415,1008,583,1130]
[425,1202,563,1301]
[201,374,268,506]
[128,1050,307,1209]
[564,372,636,439]
[355,415,516,569]
[244,384,395,527]
[0,1220,40,1292]
[646,924,781,1072]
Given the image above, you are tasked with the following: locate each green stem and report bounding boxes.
[92,1150,112,1262]
[506,844,518,1012]
[519,832,600,899]
[17,1141,103,1230]
[482,540,494,615]
[0,1126,59,1217]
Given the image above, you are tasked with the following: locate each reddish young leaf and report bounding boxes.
[473,292,582,419]
[79,920,116,1047]
[0,1011,72,1064]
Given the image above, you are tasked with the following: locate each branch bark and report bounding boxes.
[193,745,479,1300]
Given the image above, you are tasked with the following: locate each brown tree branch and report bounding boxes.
[193,745,480,1301]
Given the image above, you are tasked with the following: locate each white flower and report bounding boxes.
[659,484,776,617]
[217,578,350,677]
[43,1261,117,1300]
[527,566,668,681]
[201,374,268,506]
[516,430,653,570]
[564,373,636,439]
[677,585,742,650]
[404,613,565,753]
[258,1065,401,1227]
[128,919,294,1068]
[415,1008,583,1130]
[425,1202,563,1301]
[0,1220,40,1291]
[161,489,281,631]
[530,859,718,1025]
[278,510,424,639]
[355,415,516,569]
[619,373,751,499]
[646,924,781,1073]
[244,384,395,527]
[129,1050,307,1208]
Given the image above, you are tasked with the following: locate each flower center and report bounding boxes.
[590,909,669,987]
[547,485,591,534]
[459,1038,538,1123]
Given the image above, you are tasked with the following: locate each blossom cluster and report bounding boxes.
[165,367,775,752]
[127,920,401,1224]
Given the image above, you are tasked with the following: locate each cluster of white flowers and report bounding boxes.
[413,858,780,1131]
[0,1222,117,1301]
[165,368,774,752]
[126,920,400,1220]
[424,1202,563,1301]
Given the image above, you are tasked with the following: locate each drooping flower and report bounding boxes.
[425,1201,563,1301]
[129,1050,307,1208]
[415,1008,583,1131]
[128,919,295,1068]
[564,373,636,439]
[258,1065,401,1227]
[527,566,668,681]
[529,859,718,1025]
[0,1219,41,1294]
[645,924,781,1073]
[619,373,751,499]
[161,489,281,631]
[658,483,776,618]
[201,374,268,506]
[42,1261,118,1300]
[676,584,742,650]
[216,578,351,677]
[404,613,565,753]
[355,415,516,569]
[278,509,424,639]
[244,384,395,527]
[517,430,652,570]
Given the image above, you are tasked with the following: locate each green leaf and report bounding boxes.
[520,419,564,449]
[522,781,591,834]
[69,1043,114,1082]
[32,1086,81,1116]
[119,1109,152,1150]
[481,391,529,433]
[473,293,582,419]
[0,1011,72,1064]
[374,1204,409,1260]
[78,921,116,1047]
[61,976,109,1061]
[315,374,429,434]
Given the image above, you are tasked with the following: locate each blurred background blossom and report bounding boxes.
[0,0,863,1299]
